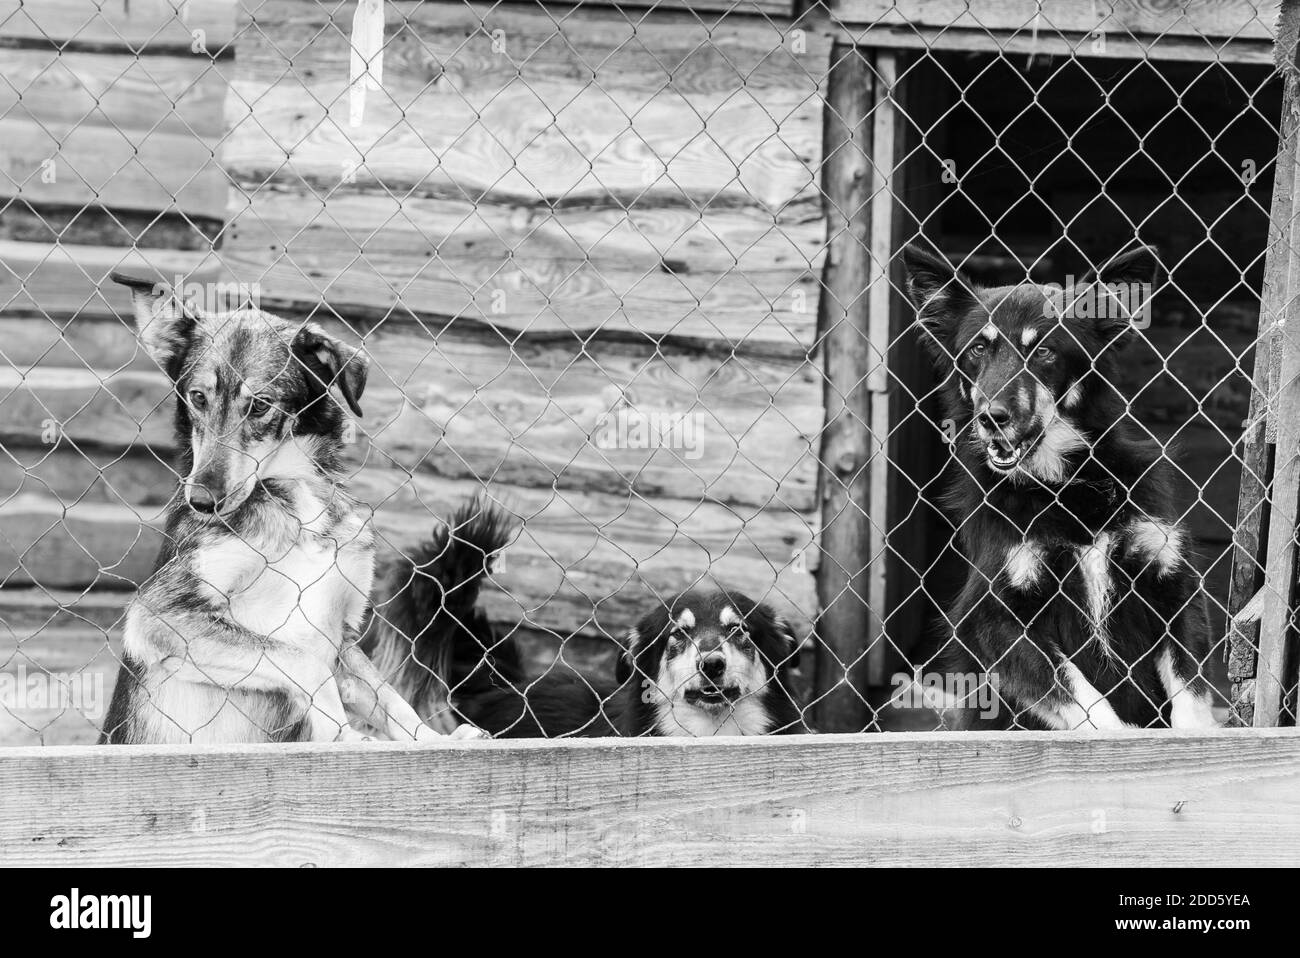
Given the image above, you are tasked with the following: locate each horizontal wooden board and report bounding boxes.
[220,1,830,351]
[231,1,828,192]
[836,23,1277,64]
[222,188,824,352]
[2,729,1299,865]
[0,242,225,320]
[832,0,1279,40]
[0,470,817,641]
[0,118,228,220]
[0,49,233,139]
[0,315,820,510]
[0,0,237,50]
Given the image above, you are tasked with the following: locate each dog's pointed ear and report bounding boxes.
[769,610,801,671]
[614,628,640,686]
[294,324,369,417]
[1081,245,1160,345]
[902,245,977,352]
[111,272,194,372]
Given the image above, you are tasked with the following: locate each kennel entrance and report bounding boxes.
[817,0,1290,731]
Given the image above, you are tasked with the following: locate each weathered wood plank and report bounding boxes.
[832,0,1279,40]
[0,469,818,640]
[813,44,874,732]
[0,320,820,511]
[226,2,825,208]
[0,49,232,139]
[0,0,237,50]
[0,241,226,321]
[2,729,1298,865]
[220,1,830,350]
[832,22,1276,65]
[0,118,227,220]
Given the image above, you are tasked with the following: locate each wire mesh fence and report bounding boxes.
[0,0,1295,745]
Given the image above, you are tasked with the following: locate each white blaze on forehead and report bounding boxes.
[1021,326,1040,348]
[1126,518,1184,576]
[980,323,998,343]
[719,605,741,627]
[674,608,696,631]
[1004,540,1046,589]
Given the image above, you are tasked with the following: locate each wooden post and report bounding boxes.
[1230,0,1300,727]
[815,43,875,731]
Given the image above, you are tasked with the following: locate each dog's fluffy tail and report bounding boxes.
[362,496,521,732]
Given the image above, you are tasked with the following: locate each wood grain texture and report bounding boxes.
[832,0,1279,39]
[0,316,821,511]
[220,0,830,351]
[0,0,237,50]
[832,22,1276,64]
[0,49,233,139]
[813,45,874,732]
[229,1,826,209]
[2,728,1298,865]
[0,118,228,220]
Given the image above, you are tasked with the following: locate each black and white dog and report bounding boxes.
[903,244,1216,730]
[100,274,481,744]
[366,499,806,736]
[616,590,806,736]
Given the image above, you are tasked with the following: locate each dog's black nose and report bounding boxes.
[188,486,217,514]
[978,402,1011,430]
[700,653,727,683]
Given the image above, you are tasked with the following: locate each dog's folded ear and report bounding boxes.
[111,271,195,373]
[293,324,369,417]
[901,245,978,351]
[771,612,801,671]
[1081,244,1161,345]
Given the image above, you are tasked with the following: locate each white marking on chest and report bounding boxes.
[1075,532,1115,655]
[1004,540,1046,589]
[194,492,373,649]
[1126,518,1184,576]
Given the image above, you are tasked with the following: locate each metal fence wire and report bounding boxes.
[0,0,1296,744]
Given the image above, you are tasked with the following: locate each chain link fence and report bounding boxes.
[0,0,1294,744]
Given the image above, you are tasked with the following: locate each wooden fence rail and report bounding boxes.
[3,729,1299,867]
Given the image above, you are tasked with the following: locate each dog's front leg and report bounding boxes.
[151,637,357,742]
[336,643,487,741]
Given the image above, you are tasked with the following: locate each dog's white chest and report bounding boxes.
[195,519,373,650]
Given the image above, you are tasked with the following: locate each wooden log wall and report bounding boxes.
[0,0,832,742]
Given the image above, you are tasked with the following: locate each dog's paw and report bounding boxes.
[335,726,374,743]
[450,723,489,740]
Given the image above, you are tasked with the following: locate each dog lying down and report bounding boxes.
[99,273,483,744]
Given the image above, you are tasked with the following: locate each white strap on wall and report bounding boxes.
[349,0,386,128]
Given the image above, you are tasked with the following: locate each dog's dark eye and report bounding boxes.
[188,389,207,412]
[966,342,987,358]
[249,396,274,418]
[1034,345,1055,360]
